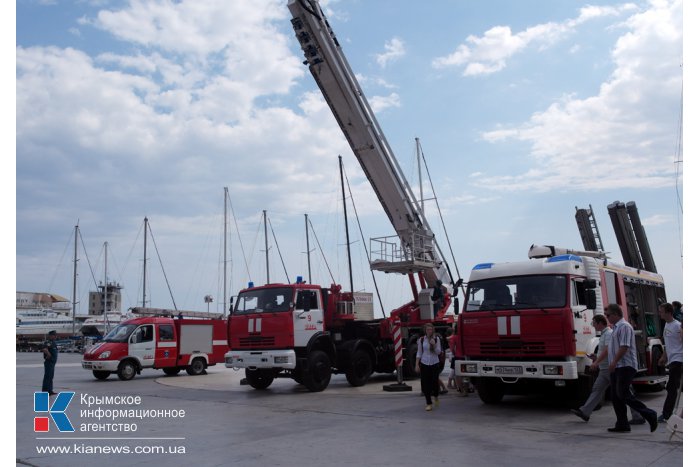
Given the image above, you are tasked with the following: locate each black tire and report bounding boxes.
[245,368,275,390]
[92,370,110,380]
[163,367,181,376]
[117,361,137,381]
[566,374,593,408]
[303,350,332,392]
[186,358,207,376]
[476,378,505,404]
[403,341,419,379]
[345,349,373,387]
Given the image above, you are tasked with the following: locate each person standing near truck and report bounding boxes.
[657,302,682,423]
[415,323,442,411]
[41,330,58,395]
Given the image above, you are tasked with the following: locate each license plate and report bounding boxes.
[495,366,522,375]
[82,362,92,369]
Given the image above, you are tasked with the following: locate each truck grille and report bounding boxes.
[239,336,275,347]
[480,341,547,355]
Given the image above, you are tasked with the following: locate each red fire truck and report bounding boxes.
[82,311,228,381]
[453,245,667,405]
[224,0,463,392]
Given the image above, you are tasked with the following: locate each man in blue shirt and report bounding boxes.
[41,330,59,396]
[605,304,658,433]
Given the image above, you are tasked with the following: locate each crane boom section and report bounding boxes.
[288,0,450,287]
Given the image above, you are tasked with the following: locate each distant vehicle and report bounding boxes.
[82,315,228,380]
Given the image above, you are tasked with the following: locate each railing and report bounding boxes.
[369,233,439,272]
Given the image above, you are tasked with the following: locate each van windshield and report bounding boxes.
[464,275,567,312]
[103,324,137,343]
[234,288,294,314]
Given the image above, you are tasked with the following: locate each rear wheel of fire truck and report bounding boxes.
[245,368,275,390]
[186,358,207,376]
[92,370,110,380]
[476,378,505,404]
[403,341,419,379]
[303,350,332,392]
[163,367,181,376]
[345,349,373,387]
[117,360,137,381]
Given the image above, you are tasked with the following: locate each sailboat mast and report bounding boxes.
[305,213,311,283]
[339,156,354,293]
[72,223,78,335]
[264,210,270,285]
[103,241,108,333]
[142,217,147,307]
[223,187,228,313]
[416,137,424,215]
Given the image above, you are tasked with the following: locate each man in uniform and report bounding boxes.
[41,330,59,396]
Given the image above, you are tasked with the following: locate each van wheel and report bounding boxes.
[245,368,274,390]
[345,350,373,387]
[92,370,110,380]
[163,367,181,376]
[117,361,137,381]
[186,358,207,376]
[303,351,332,392]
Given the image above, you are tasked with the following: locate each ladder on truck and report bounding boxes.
[575,204,605,252]
[287,0,454,294]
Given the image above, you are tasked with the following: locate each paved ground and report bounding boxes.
[16,352,682,466]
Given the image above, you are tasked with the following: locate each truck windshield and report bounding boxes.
[234,288,294,314]
[464,275,567,312]
[103,324,138,343]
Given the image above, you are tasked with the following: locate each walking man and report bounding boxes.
[605,304,657,433]
[657,302,682,423]
[41,330,58,396]
[571,314,644,423]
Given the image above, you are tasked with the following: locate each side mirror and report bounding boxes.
[585,289,597,310]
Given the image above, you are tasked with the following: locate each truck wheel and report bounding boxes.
[186,358,207,376]
[476,378,505,404]
[566,374,593,408]
[303,350,332,392]
[345,349,373,387]
[92,370,110,380]
[163,367,181,376]
[403,341,419,379]
[117,361,137,381]
[245,368,275,390]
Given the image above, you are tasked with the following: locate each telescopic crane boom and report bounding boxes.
[288,0,454,297]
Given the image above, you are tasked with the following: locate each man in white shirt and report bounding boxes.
[657,302,683,423]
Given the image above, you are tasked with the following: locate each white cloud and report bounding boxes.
[477,0,682,192]
[375,37,405,68]
[432,3,635,76]
[369,92,400,113]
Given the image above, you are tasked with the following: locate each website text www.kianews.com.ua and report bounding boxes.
[36,443,186,455]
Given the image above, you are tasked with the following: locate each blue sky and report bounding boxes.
[14,0,685,317]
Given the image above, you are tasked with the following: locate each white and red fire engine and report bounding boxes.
[82,310,228,381]
[453,245,667,405]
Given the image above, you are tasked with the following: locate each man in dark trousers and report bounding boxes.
[657,302,682,423]
[605,304,658,433]
[41,330,59,396]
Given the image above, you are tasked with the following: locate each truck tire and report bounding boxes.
[403,341,419,379]
[163,367,181,376]
[117,361,137,381]
[345,349,373,387]
[476,378,505,404]
[566,374,593,408]
[245,368,275,390]
[186,358,207,376]
[92,370,110,380]
[303,350,332,392]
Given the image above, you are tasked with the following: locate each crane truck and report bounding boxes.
[453,202,668,405]
[224,0,461,392]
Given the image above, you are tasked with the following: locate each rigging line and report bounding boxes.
[307,217,335,284]
[47,225,74,293]
[341,158,385,317]
[674,75,683,263]
[248,212,264,282]
[119,220,144,293]
[267,214,291,284]
[147,222,178,311]
[418,141,463,290]
[226,190,251,280]
[78,229,100,292]
[105,241,132,308]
